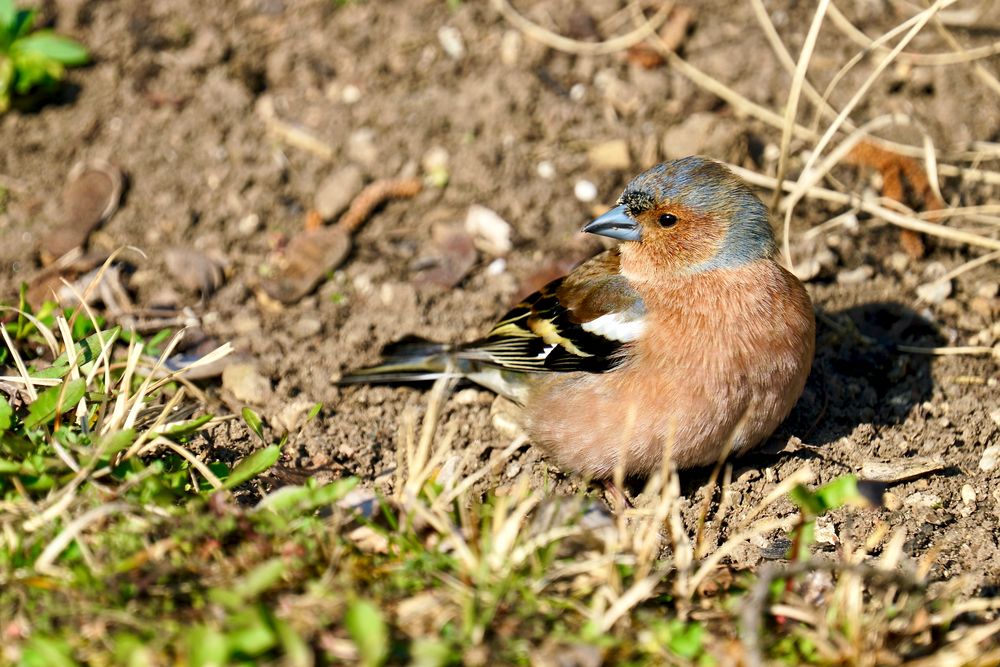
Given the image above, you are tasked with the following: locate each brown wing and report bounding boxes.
[458,249,646,373]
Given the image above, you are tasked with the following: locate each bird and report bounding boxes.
[340,156,815,479]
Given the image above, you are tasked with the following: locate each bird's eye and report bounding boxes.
[658,213,678,227]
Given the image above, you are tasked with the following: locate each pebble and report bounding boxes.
[465,205,513,256]
[904,492,942,508]
[347,128,378,166]
[237,213,261,235]
[569,83,586,102]
[486,257,506,275]
[504,461,522,479]
[574,179,598,202]
[836,265,874,285]
[979,445,999,472]
[292,316,323,340]
[883,491,901,512]
[888,251,910,273]
[500,30,521,65]
[421,146,450,188]
[341,84,362,105]
[437,26,465,60]
[587,139,630,171]
[922,261,948,281]
[916,279,952,304]
[961,484,977,505]
[273,399,315,433]
[314,165,364,220]
[536,161,555,179]
[222,363,271,404]
[977,281,999,300]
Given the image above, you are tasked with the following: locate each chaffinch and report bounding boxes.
[341,156,815,479]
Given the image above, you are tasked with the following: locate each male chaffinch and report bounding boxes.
[341,156,816,479]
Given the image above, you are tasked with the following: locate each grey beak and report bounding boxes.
[582,205,641,242]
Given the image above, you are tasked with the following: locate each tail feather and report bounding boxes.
[338,336,457,385]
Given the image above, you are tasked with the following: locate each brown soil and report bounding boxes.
[2,0,998,594]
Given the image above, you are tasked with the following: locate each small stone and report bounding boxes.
[961,484,977,505]
[315,165,364,220]
[888,251,910,273]
[883,491,901,512]
[569,83,586,101]
[222,363,271,404]
[292,316,322,340]
[837,265,874,285]
[504,460,522,479]
[916,279,952,304]
[574,179,598,202]
[587,139,630,171]
[453,388,482,405]
[976,281,999,300]
[922,261,948,281]
[500,30,521,66]
[486,257,506,275]
[437,26,465,60]
[273,398,315,432]
[980,445,1000,472]
[904,492,942,508]
[341,84,361,105]
[465,205,512,256]
[347,129,378,166]
[422,146,450,188]
[536,161,555,179]
[237,213,261,235]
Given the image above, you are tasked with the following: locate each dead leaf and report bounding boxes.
[261,226,351,304]
[40,160,123,264]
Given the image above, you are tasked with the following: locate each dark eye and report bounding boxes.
[658,213,678,227]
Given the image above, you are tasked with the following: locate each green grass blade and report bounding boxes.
[222,444,280,490]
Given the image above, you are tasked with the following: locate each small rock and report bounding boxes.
[888,251,910,273]
[422,146,449,188]
[341,84,362,105]
[315,165,364,220]
[961,484,977,505]
[837,265,874,285]
[465,205,512,256]
[164,247,226,297]
[437,26,465,60]
[347,128,378,166]
[980,445,1000,472]
[904,492,942,508]
[500,30,521,65]
[292,316,323,340]
[237,213,261,235]
[922,261,948,281]
[574,179,598,202]
[273,398,315,432]
[504,461,522,479]
[536,161,555,179]
[587,139,630,171]
[486,258,506,275]
[569,83,586,102]
[883,491,901,512]
[916,279,952,304]
[413,222,477,288]
[976,281,999,300]
[222,363,271,403]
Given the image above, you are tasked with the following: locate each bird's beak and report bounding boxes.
[583,205,641,242]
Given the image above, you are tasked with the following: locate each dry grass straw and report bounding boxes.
[2,254,233,575]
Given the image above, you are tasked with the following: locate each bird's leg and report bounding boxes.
[602,479,634,511]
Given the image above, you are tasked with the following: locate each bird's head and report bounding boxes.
[583,156,776,279]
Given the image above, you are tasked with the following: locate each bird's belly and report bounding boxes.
[523,333,811,478]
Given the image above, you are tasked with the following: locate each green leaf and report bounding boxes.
[15,31,88,65]
[814,475,862,511]
[23,377,86,429]
[19,635,75,667]
[222,445,280,489]
[254,477,359,514]
[0,394,11,432]
[242,407,265,442]
[306,402,322,422]
[187,625,229,667]
[0,55,13,111]
[33,327,120,379]
[233,558,285,599]
[0,0,14,32]
[345,599,389,667]
[95,429,136,456]
[667,621,704,660]
[159,414,213,440]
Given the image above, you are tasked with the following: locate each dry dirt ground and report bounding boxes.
[2,0,999,597]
